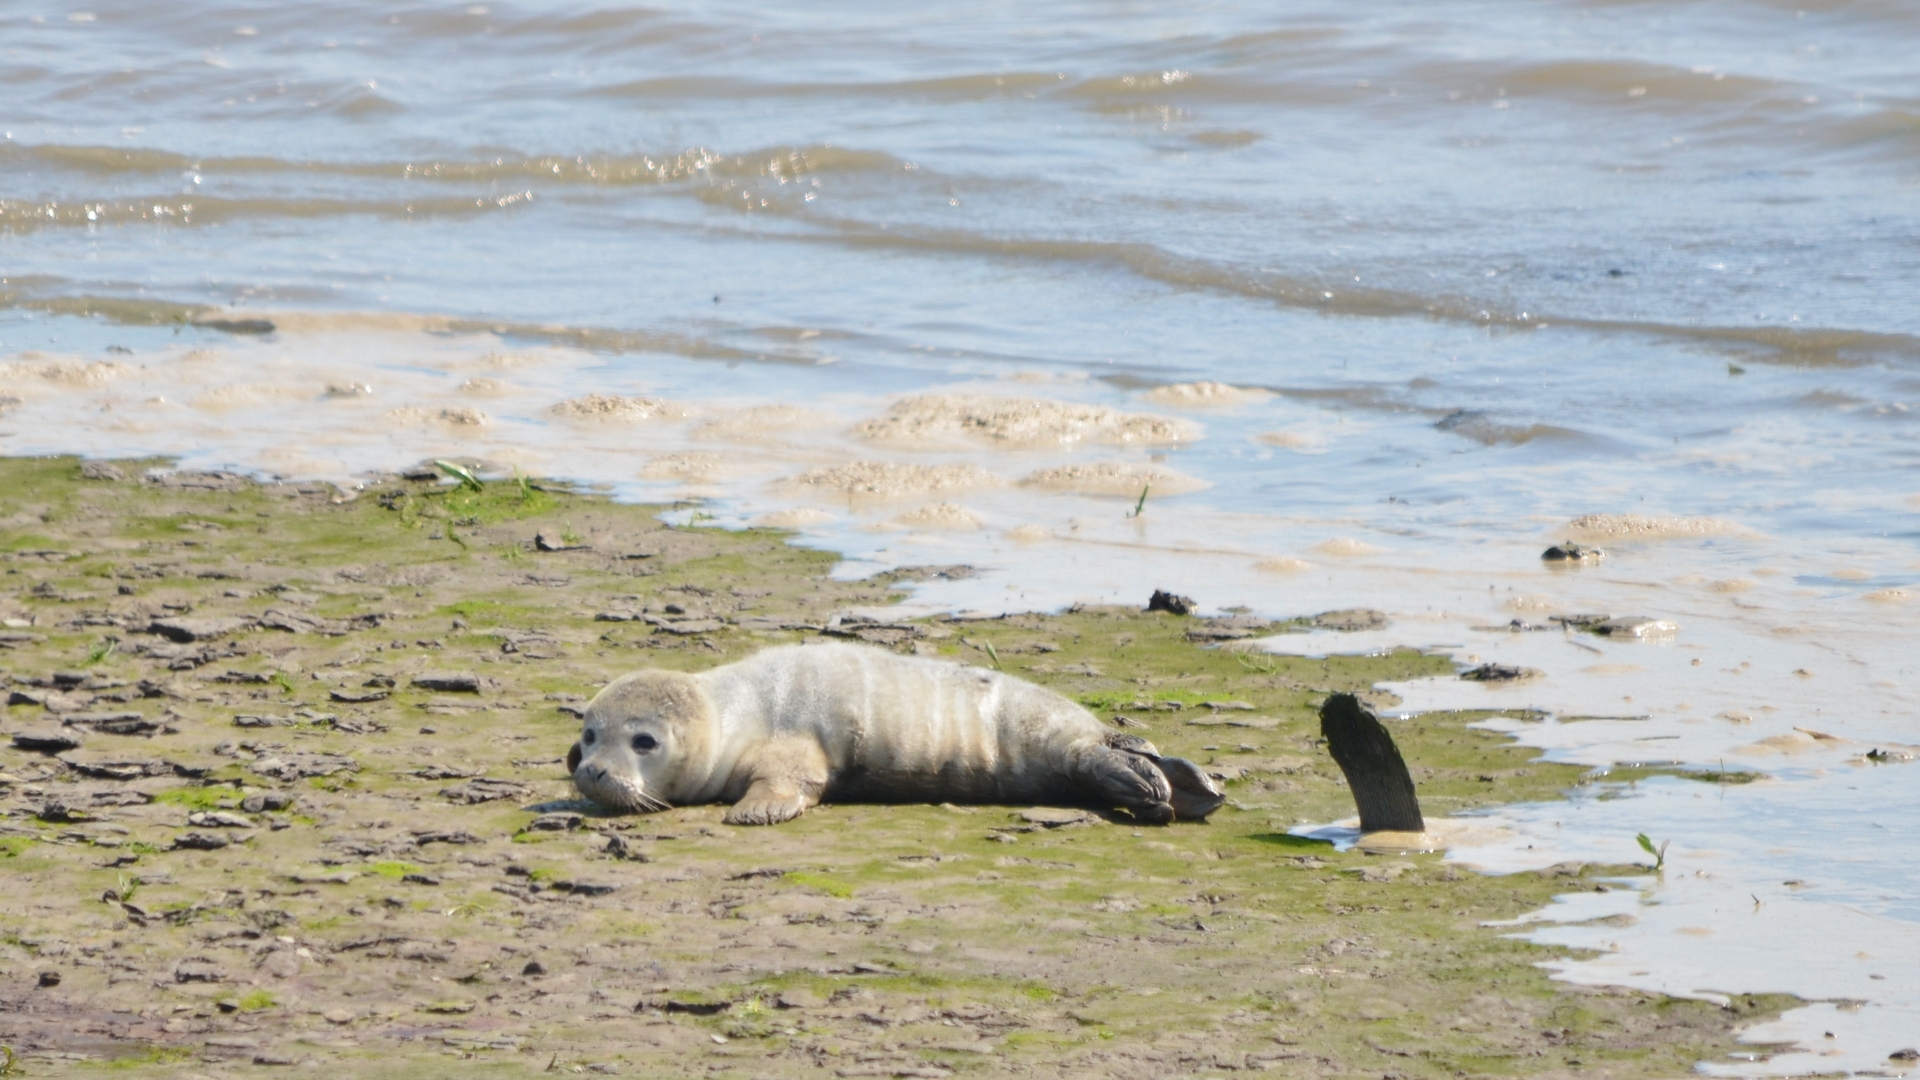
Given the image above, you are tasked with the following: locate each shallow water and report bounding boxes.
[4,0,1919,1071]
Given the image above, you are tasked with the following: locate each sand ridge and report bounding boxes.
[1019,461,1210,497]
[548,393,688,422]
[853,394,1196,448]
[781,460,998,499]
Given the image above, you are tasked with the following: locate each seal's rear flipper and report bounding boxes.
[1073,743,1175,824]
[1097,732,1224,822]
[1154,756,1226,821]
[1319,692,1423,833]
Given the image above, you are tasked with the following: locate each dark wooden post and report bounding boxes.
[1320,693,1424,833]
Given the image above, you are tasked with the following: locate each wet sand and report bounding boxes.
[0,456,1791,1076]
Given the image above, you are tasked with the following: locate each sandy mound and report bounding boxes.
[1312,538,1385,557]
[855,394,1194,448]
[1503,595,1556,613]
[1560,514,1743,542]
[386,406,489,427]
[1733,732,1832,757]
[1864,588,1910,604]
[753,507,835,528]
[0,358,121,389]
[782,461,996,499]
[693,404,834,443]
[1254,429,1323,451]
[191,383,309,410]
[1006,524,1051,542]
[548,393,686,422]
[641,452,727,482]
[1254,556,1310,574]
[1019,462,1209,497]
[460,377,505,395]
[1145,381,1270,407]
[892,502,982,531]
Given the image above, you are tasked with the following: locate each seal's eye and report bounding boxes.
[582,730,596,746]
[631,733,658,753]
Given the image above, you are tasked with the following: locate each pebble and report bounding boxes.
[1313,608,1389,632]
[1460,663,1542,682]
[1542,542,1604,562]
[1146,590,1196,616]
[12,728,84,753]
[1016,807,1096,828]
[412,673,493,693]
[1594,616,1679,638]
[174,831,235,850]
[149,615,254,642]
[240,792,296,813]
[187,810,255,828]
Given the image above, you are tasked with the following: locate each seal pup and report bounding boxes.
[567,642,1225,825]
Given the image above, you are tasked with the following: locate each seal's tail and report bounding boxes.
[1152,755,1227,821]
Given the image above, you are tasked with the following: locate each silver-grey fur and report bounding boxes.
[568,642,1224,825]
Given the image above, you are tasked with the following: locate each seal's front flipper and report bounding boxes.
[724,779,819,825]
[1319,692,1423,833]
[723,736,830,826]
[1154,756,1226,821]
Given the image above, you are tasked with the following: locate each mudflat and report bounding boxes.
[0,457,1786,1077]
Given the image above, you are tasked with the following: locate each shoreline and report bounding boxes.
[0,455,1792,1076]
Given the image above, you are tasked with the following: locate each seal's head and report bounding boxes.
[569,669,713,813]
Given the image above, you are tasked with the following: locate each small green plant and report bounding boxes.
[783,871,854,899]
[155,787,229,811]
[1636,832,1670,871]
[271,670,297,695]
[238,989,275,1011]
[444,900,487,919]
[106,1046,194,1069]
[982,640,1001,669]
[1128,482,1151,518]
[371,861,421,880]
[0,1042,18,1076]
[84,636,119,665]
[560,520,584,544]
[1235,650,1278,675]
[117,873,139,904]
[433,459,482,492]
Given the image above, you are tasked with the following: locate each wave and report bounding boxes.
[0,142,905,187]
[0,192,533,234]
[773,215,1920,369]
[588,71,1071,102]
[0,291,840,368]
